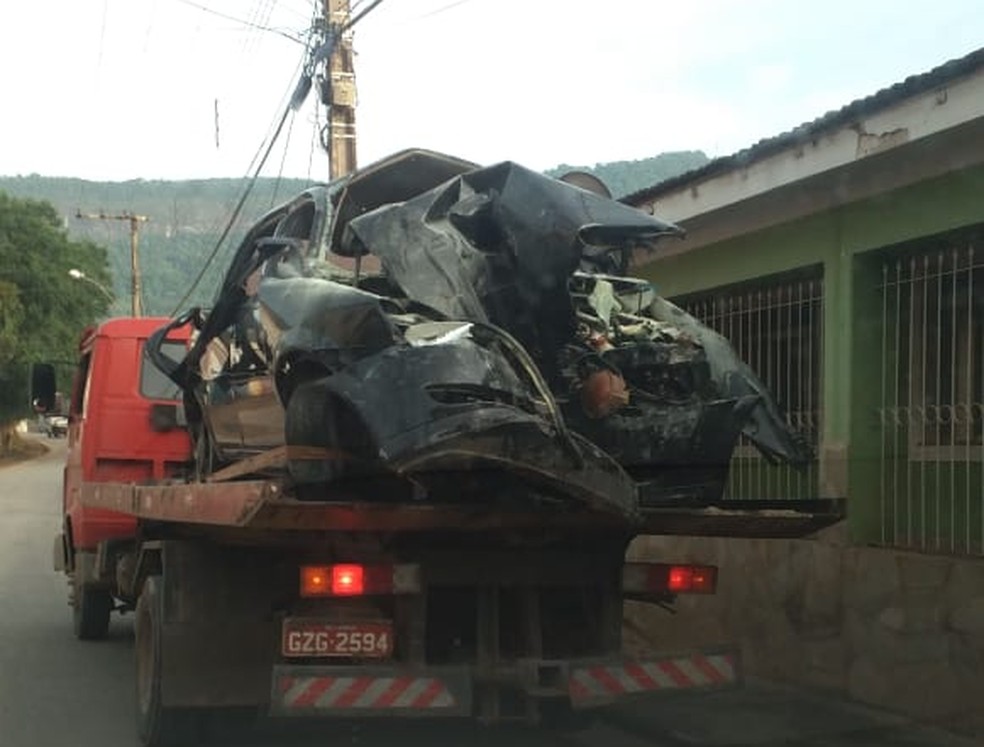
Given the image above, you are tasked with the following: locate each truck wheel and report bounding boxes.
[72,559,112,640]
[135,576,199,746]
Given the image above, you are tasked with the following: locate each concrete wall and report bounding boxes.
[626,533,984,737]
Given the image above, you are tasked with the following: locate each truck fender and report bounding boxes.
[61,518,75,573]
[130,541,164,601]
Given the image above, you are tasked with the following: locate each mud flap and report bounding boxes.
[157,541,279,708]
[270,665,472,717]
[567,649,740,709]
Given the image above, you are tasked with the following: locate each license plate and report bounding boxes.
[281,619,394,658]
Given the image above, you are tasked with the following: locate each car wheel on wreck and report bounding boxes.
[284,377,378,499]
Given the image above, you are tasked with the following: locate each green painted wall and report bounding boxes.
[637,163,984,547]
[642,165,984,297]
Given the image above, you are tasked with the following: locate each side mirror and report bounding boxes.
[30,363,57,414]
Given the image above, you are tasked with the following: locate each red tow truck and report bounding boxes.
[35,316,840,746]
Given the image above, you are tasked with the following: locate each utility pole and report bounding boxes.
[323,0,358,180]
[75,210,149,317]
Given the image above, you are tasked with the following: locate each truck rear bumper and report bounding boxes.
[269,649,739,718]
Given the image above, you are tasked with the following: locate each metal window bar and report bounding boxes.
[680,275,823,501]
[877,239,983,556]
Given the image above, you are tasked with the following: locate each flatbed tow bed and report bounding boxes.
[81,477,843,538]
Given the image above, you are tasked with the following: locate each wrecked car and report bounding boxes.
[148,149,809,520]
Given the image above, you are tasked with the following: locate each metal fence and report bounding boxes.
[877,237,983,555]
[678,270,823,500]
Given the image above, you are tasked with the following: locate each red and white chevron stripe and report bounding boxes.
[568,652,738,704]
[277,674,458,711]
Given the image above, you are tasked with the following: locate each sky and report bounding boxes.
[1,0,982,181]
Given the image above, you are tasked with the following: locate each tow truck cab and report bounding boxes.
[58,317,191,562]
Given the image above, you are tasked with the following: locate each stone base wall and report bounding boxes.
[625,528,984,737]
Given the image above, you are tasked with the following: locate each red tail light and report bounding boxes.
[667,565,692,592]
[331,564,364,596]
[622,563,718,595]
[300,563,421,597]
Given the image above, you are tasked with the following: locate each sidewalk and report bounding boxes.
[603,679,978,746]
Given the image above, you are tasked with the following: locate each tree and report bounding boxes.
[0,191,112,453]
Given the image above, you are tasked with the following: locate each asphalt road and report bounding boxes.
[0,437,975,747]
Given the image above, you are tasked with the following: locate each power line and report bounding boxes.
[173,0,307,45]
[169,52,307,313]
[271,109,298,207]
[306,0,322,185]
[345,0,384,30]
[406,0,476,22]
[306,99,320,184]
[275,0,317,21]
[169,0,386,314]
[239,0,264,55]
[169,104,293,314]
[244,0,278,56]
[96,0,109,73]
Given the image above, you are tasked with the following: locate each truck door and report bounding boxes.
[63,349,93,518]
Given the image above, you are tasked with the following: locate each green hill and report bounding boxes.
[0,175,313,316]
[545,150,709,199]
[0,151,707,316]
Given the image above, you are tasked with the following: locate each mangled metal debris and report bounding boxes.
[149,149,810,519]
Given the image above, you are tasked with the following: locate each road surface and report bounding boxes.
[0,438,975,747]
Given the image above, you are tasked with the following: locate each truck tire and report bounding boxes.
[135,576,199,747]
[72,556,112,640]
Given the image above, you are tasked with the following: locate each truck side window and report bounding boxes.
[140,342,184,401]
[69,354,92,418]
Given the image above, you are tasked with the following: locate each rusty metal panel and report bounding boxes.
[247,501,627,533]
[82,478,633,533]
[81,480,278,526]
[83,477,841,538]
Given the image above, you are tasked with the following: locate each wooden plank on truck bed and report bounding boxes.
[205,445,350,483]
[206,447,289,483]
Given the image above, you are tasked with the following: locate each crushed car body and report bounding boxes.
[149,149,810,520]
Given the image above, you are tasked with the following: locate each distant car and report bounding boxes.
[149,149,810,514]
[44,415,68,438]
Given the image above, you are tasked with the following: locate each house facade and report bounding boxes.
[623,49,984,735]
